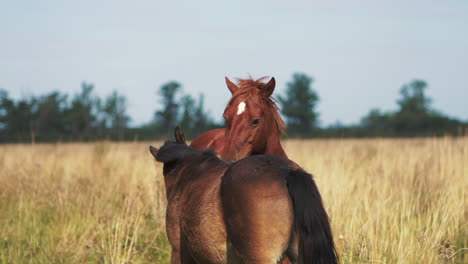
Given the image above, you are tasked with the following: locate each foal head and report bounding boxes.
[149,127,219,174]
[221,77,285,161]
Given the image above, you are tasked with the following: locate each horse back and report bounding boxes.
[190,128,225,153]
[221,155,295,263]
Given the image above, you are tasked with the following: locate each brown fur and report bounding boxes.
[190,77,287,162]
[229,77,285,135]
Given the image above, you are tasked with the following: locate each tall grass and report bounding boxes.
[0,138,466,263]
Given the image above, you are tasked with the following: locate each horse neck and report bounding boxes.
[261,101,287,159]
[162,164,185,198]
[264,130,288,159]
[163,175,177,199]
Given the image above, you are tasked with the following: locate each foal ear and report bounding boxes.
[149,146,159,159]
[174,126,186,144]
[261,77,275,98]
[225,77,238,94]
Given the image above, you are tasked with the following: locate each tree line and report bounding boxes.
[0,81,218,142]
[0,74,466,142]
[281,74,467,137]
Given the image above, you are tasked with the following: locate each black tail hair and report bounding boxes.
[286,169,338,264]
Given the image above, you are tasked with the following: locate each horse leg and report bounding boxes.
[179,233,197,264]
[166,201,182,264]
[170,249,180,264]
[167,226,181,264]
[226,242,243,264]
[226,243,288,264]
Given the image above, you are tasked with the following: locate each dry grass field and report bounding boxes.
[0,138,466,264]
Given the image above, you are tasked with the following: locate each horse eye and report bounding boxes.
[251,119,260,127]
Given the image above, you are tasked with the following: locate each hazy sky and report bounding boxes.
[1,0,467,126]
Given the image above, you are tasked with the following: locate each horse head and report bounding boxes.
[221,77,285,161]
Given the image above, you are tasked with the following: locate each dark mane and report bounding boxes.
[227,77,286,135]
[156,141,219,164]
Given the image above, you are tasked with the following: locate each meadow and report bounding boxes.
[0,138,466,264]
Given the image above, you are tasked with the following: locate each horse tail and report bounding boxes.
[286,169,338,264]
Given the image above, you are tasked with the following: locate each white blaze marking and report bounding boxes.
[237,101,246,115]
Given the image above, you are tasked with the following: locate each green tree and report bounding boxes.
[192,94,212,136]
[154,81,181,136]
[360,108,394,136]
[397,80,431,115]
[0,90,37,142]
[393,80,432,135]
[34,91,68,141]
[65,82,100,140]
[180,95,196,133]
[278,73,320,137]
[103,90,130,140]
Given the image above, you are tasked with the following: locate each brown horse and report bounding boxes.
[149,128,337,264]
[190,77,287,161]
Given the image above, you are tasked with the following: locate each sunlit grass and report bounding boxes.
[0,138,466,263]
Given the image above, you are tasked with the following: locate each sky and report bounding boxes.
[1,0,467,126]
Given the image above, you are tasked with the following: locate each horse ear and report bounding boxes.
[261,77,275,98]
[149,146,159,159]
[225,77,238,94]
[174,126,186,144]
